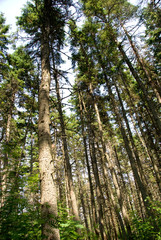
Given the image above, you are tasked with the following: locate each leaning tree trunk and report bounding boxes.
[89,82,131,237]
[116,41,161,136]
[105,75,152,217]
[120,73,161,192]
[38,1,60,239]
[121,23,161,103]
[92,38,155,216]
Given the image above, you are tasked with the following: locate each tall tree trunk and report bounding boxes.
[101,71,151,217]
[89,83,132,237]
[114,146,135,214]
[120,73,161,192]
[114,83,149,188]
[116,41,161,136]
[96,141,128,239]
[92,37,156,215]
[38,1,60,238]
[1,78,17,207]
[78,91,98,229]
[53,69,79,221]
[121,23,161,103]
[88,126,107,240]
[75,152,91,239]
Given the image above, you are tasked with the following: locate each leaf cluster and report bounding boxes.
[131,199,161,240]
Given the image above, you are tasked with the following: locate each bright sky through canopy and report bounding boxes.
[1,0,138,32]
[0,0,27,31]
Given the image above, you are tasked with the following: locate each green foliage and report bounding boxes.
[0,12,10,75]
[17,0,68,50]
[0,0,160,239]
[131,200,161,240]
[0,160,41,240]
[0,193,41,240]
[143,3,161,71]
[58,203,85,239]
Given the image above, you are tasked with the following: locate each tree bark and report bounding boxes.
[1,78,17,207]
[121,23,161,103]
[78,91,98,229]
[117,41,161,136]
[89,83,132,237]
[38,1,60,238]
[53,69,80,222]
[120,73,161,192]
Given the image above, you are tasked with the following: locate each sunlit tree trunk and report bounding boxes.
[38,1,60,238]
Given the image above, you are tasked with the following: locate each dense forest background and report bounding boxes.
[0,0,160,239]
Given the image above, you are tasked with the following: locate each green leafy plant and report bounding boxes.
[58,203,85,239]
[131,199,161,240]
[0,194,41,240]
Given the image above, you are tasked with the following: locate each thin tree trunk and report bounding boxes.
[53,69,80,221]
[113,146,134,212]
[87,114,107,240]
[75,152,91,239]
[129,110,161,193]
[96,141,127,239]
[105,74,152,217]
[117,41,161,136]
[92,38,156,215]
[88,137,107,240]
[120,73,161,191]
[1,78,17,207]
[114,83,149,188]
[78,91,98,230]
[121,23,161,103]
[89,83,132,237]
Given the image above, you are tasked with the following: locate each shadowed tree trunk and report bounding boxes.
[78,91,98,229]
[1,78,17,208]
[116,40,161,136]
[53,69,80,222]
[89,82,131,237]
[121,23,161,103]
[105,74,152,217]
[120,72,161,192]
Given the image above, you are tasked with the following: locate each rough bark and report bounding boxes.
[38,1,60,238]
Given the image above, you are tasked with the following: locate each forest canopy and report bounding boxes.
[0,0,161,239]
